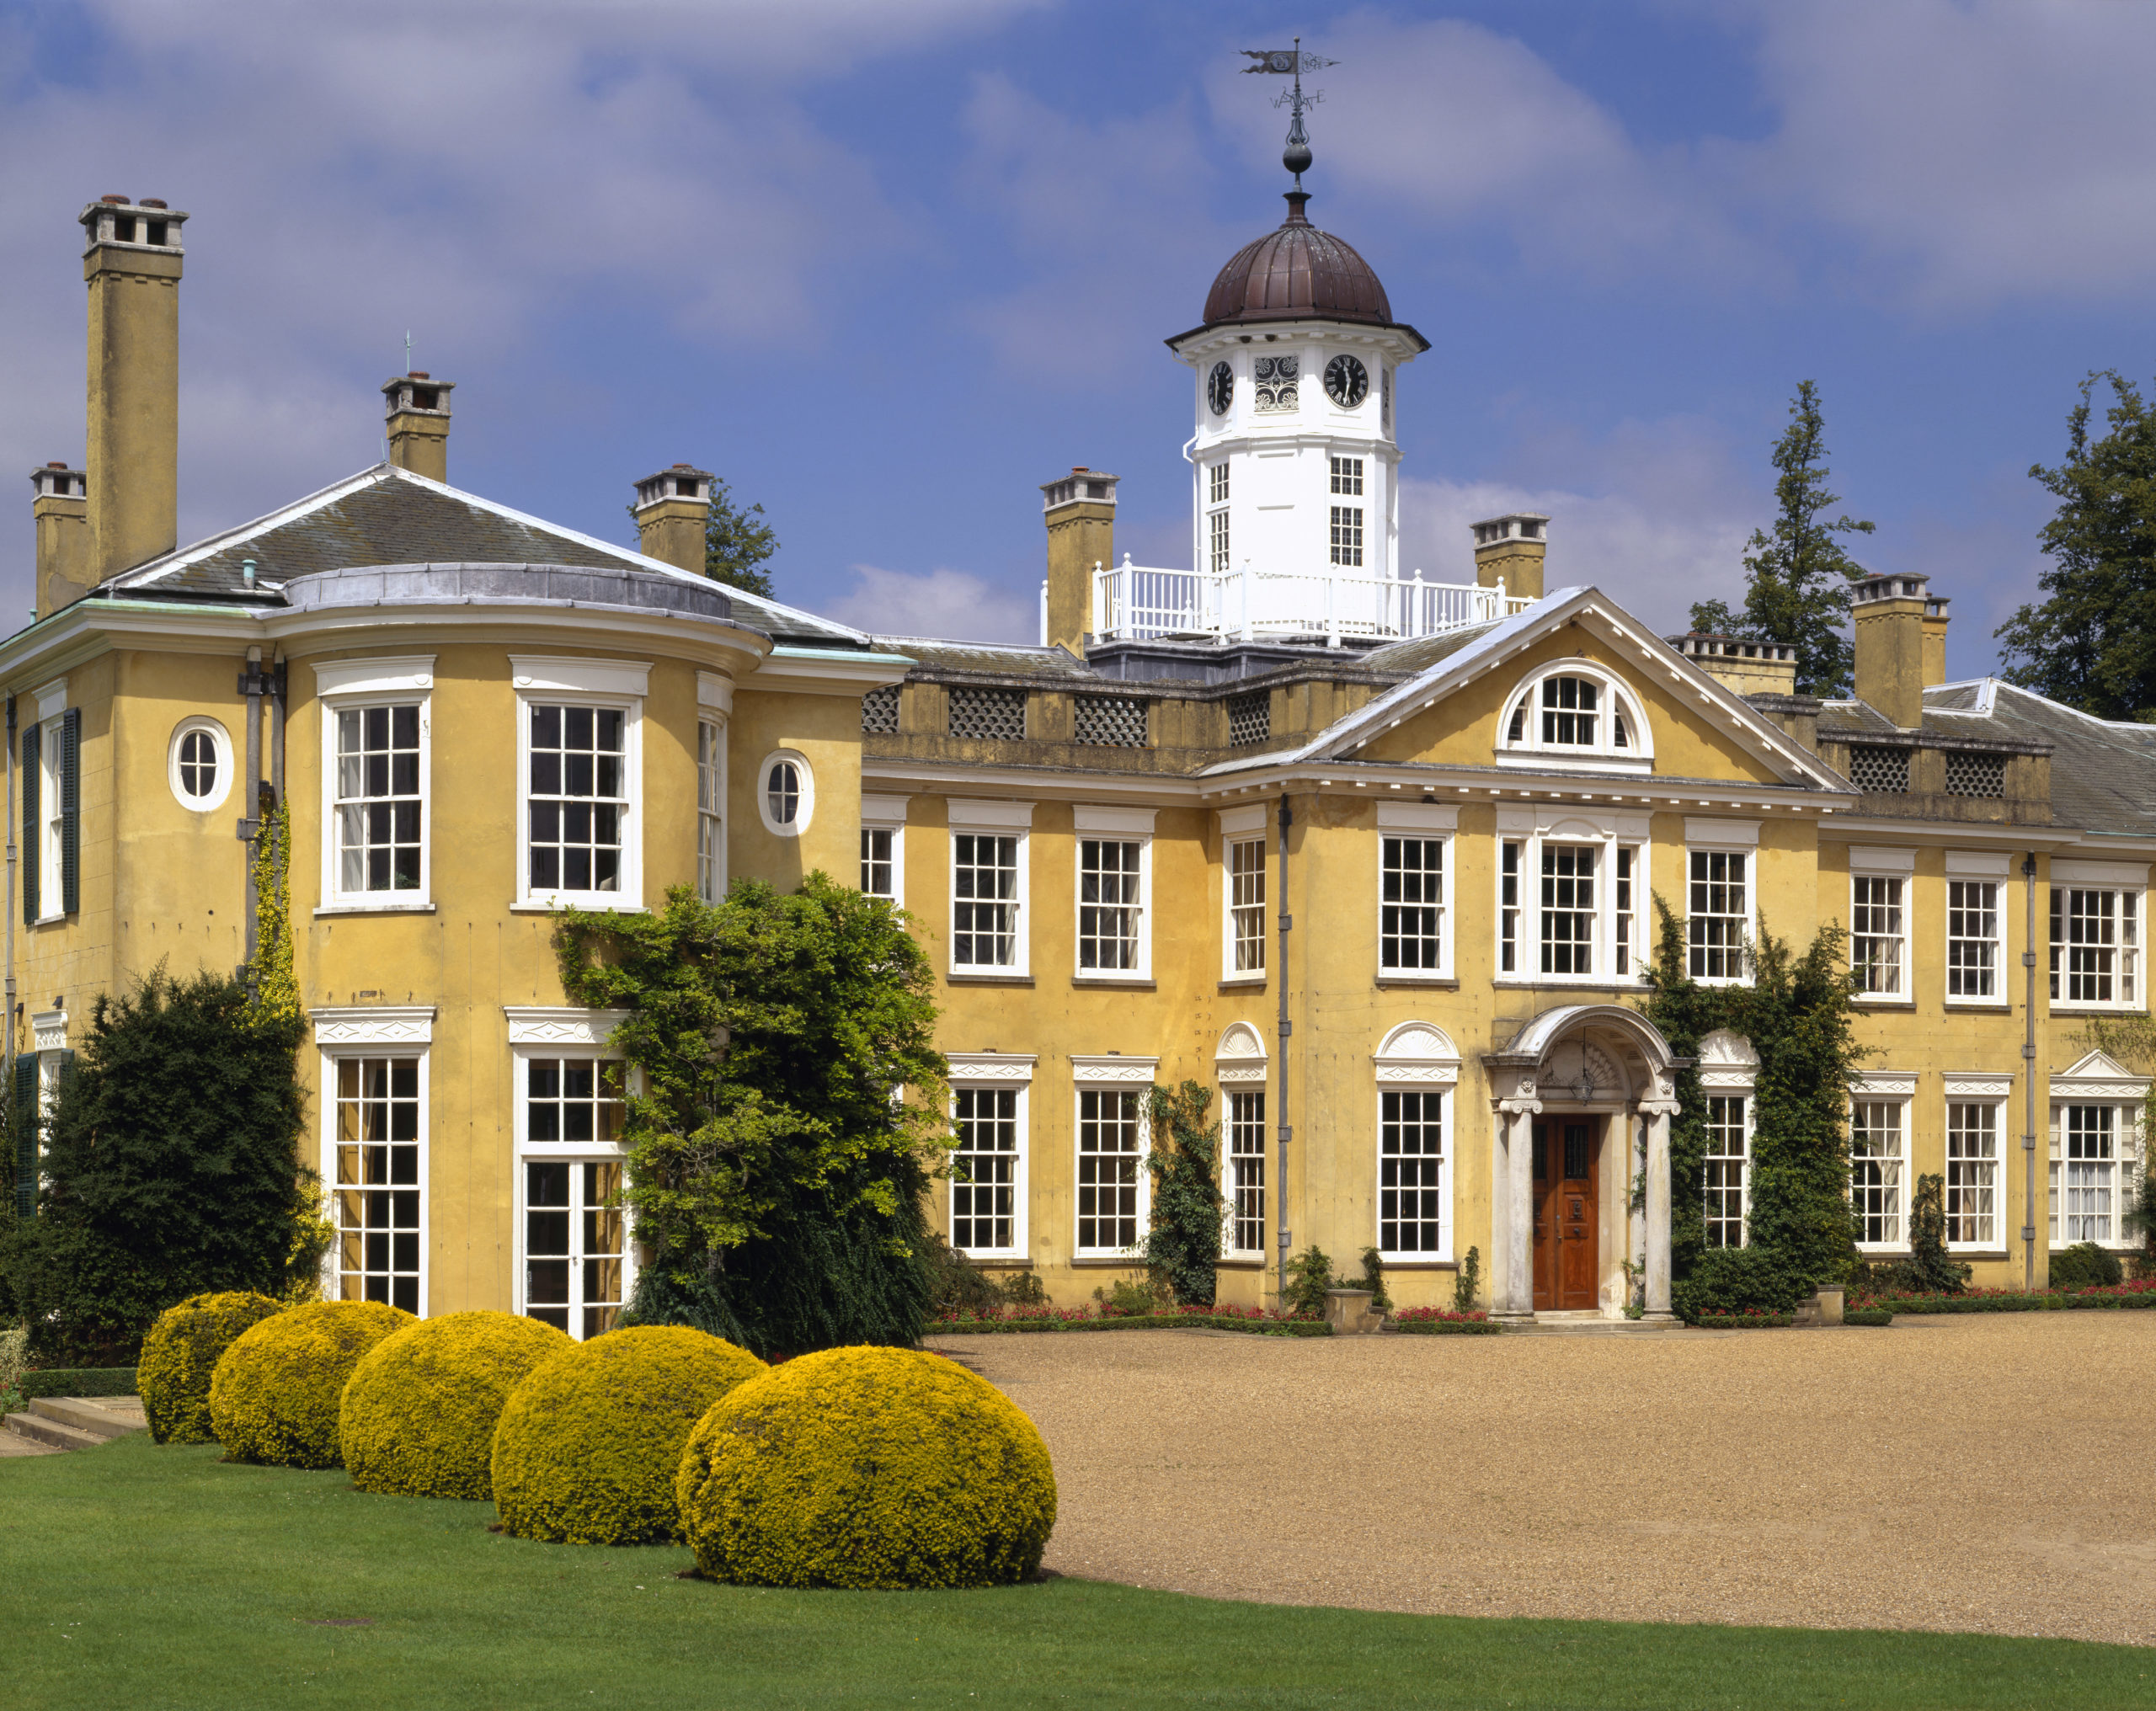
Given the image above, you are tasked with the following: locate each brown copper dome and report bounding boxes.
[1201,190,1393,329]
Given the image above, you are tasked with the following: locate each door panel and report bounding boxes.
[1531,1117,1601,1312]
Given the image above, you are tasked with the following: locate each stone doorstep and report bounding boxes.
[3,1394,147,1452]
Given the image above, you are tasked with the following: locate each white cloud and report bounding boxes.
[820,562,1038,643]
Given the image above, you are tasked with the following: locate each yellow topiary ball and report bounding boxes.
[138,1291,286,1445]
[210,1298,414,1468]
[490,1325,765,1545]
[339,1311,570,1500]
[677,1346,1057,1589]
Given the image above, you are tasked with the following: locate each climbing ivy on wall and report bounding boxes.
[1638,900,1869,1285]
[249,801,301,1030]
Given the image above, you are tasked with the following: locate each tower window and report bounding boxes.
[1329,505,1364,568]
[1209,463,1229,504]
[1209,509,1230,576]
[1329,456,1364,495]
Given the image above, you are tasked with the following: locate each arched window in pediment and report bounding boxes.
[1497,661,1652,770]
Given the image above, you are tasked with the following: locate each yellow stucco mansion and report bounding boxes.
[7,188,2150,1332]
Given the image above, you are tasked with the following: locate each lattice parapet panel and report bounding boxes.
[1074,696,1149,748]
[1943,749,2005,798]
[947,686,1027,740]
[861,685,900,733]
[1848,744,1910,792]
[1227,690,1271,748]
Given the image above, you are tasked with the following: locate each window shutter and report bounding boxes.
[13,1053,37,1218]
[19,721,37,926]
[59,706,80,916]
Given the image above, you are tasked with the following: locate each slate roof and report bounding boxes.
[874,639,1100,680]
[101,464,866,647]
[1915,679,2156,839]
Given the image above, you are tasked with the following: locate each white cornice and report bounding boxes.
[310,1005,436,1046]
[503,1006,631,1047]
[748,647,910,696]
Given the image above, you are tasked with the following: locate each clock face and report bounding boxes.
[1325,354,1369,408]
[1208,361,1233,417]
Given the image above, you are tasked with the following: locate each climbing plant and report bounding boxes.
[1639,899,1868,1289]
[248,800,301,1030]
[554,877,950,1357]
[1140,1081,1225,1306]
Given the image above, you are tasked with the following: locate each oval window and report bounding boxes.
[766,761,799,824]
[756,749,814,837]
[168,717,234,812]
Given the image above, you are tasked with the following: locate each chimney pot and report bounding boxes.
[408,370,429,379]
[140,198,167,210]
[100,194,125,204]
[45,461,65,470]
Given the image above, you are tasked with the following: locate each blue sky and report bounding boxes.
[4,2,2155,680]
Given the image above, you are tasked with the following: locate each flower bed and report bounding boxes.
[928,1303,1330,1337]
[1387,1308,1500,1336]
[1849,1279,2156,1316]
[1688,1309,1796,1330]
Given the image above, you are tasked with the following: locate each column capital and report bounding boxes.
[1494,1096,1544,1117]
[1636,1099,1682,1118]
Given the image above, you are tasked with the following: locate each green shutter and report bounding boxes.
[59,706,79,916]
[13,1053,37,1219]
[19,721,36,926]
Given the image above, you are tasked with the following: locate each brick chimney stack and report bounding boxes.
[1852,571,1936,729]
[31,463,90,617]
[81,195,187,583]
[382,373,454,482]
[631,465,714,575]
[1471,514,1548,601]
[1042,467,1117,654]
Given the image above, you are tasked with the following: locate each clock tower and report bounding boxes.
[1166,186,1428,596]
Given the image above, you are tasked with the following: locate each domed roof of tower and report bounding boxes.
[1200,190,1394,330]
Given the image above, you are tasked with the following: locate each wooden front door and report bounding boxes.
[1531,1118,1601,1311]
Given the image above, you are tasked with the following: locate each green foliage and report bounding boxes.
[1141,1081,1225,1307]
[16,1366,137,1399]
[1093,1277,1161,1316]
[924,1233,1047,1314]
[1906,1173,1972,1296]
[678,1346,1057,1589]
[1668,1247,1808,1325]
[1689,380,1875,697]
[1356,1246,1392,1314]
[555,878,948,1358]
[1451,1246,1481,1314]
[2122,1170,2156,1279]
[339,1310,570,1500]
[249,800,302,1029]
[1995,370,2156,718]
[1640,898,1867,1290]
[0,967,311,1363]
[0,1323,24,1399]
[488,1325,764,1546]
[1282,1245,1331,1318]
[137,1291,285,1444]
[2047,1241,2124,1292]
[209,1298,413,1468]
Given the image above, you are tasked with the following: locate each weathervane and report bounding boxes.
[1241,35,1337,190]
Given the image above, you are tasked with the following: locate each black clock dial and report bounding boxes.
[1325,354,1369,408]
[1208,360,1233,416]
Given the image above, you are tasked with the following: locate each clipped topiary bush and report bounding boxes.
[490,1325,764,1545]
[339,1311,570,1499]
[210,1298,413,1468]
[1671,1246,1808,1325]
[2049,1241,2125,1292]
[677,1345,1056,1589]
[138,1291,286,1444]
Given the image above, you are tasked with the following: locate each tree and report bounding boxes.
[553,877,949,1357]
[0,967,312,1363]
[1140,1082,1225,1307]
[1994,370,2156,720]
[1688,381,1876,697]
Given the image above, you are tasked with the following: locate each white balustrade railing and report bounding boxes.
[1085,556,1533,646]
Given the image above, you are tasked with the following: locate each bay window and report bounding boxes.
[512,656,647,910]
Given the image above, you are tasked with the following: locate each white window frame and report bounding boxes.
[1943,1074,2012,1252]
[1698,1029,1759,1250]
[315,657,435,914]
[1377,801,1456,981]
[1072,805,1154,982]
[1219,803,1267,983]
[1216,1023,1268,1260]
[755,748,814,839]
[1849,847,1913,1005]
[1492,808,1650,988]
[1849,1072,1914,1253]
[168,715,234,813]
[36,711,63,925]
[311,1005,436,1316]
[948,799,1033,977]
[1945,850,2008,1007]
[1685,819,1758,987]
[2046,1050,2152,1251]
[2048,859,2148,1013]
[860,792,907,904]
[947,1053,1033,1261]
[511,655,648,912]
[696,671,731,905]
[1372,1022,1459,1263]
[505,1007,635,1341]
[1072,1056,1156,1259]
[1495,659,1653,773]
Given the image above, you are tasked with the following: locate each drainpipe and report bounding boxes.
[5,693,15,1120]
[2022,851,2039,1292]
[239,642,264,993]
[1276,792,1293,1306]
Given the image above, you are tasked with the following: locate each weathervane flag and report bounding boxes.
[1241,49,1335,74]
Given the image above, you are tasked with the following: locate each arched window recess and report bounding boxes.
[1497,660,1652,773]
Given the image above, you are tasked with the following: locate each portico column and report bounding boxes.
[1492,1095,1540,1319]
[1641,1095,1680,1321]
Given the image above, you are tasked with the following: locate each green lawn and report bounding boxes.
[2,1435,2147,1710]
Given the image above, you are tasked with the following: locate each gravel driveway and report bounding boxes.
[929,1316,2156,1644]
